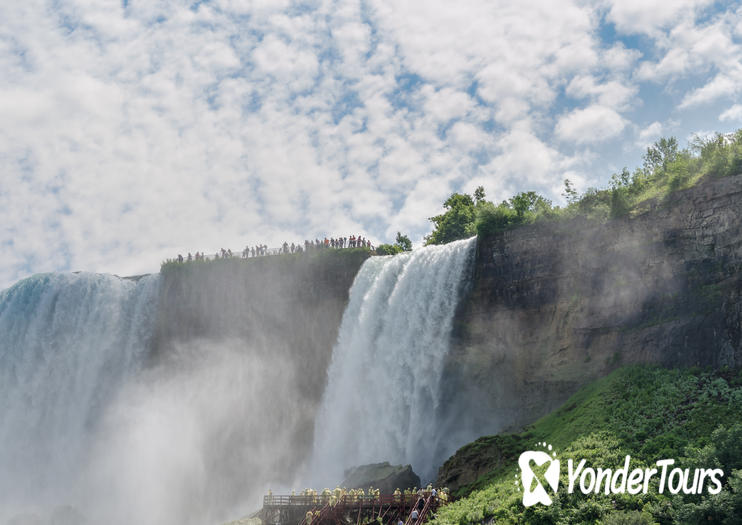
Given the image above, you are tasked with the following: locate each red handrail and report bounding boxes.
[404,495,436,525]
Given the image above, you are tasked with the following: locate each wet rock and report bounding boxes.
[342,462,421,493]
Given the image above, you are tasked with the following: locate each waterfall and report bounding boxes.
[0,272,158,514]
[310,237,476,484]
[0,240,476,521]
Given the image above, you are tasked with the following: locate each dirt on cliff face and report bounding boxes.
[437,173,742,455]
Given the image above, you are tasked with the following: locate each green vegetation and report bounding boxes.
[425,192,484,245]
[431,366,742,524]
[425,130,742,245]
[376,232,413,255]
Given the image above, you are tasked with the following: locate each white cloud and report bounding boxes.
[332,22,372,73]
[481,122,581,194]
[719,104,742,122]
[636,121,663,148]
[601,43,642,72]
[0,0,737,289]
[369,0,599,121]
[447,121,491,152]
[421,86,476,124]
[639,121,663,141]
[606,0,715,35]
[680,73,739,108]
[565,75,637,110]
[555,105,626,144]
[637,17,741,82]
[252,35,319,91]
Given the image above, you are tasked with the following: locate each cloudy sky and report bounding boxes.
[1,0,741,287]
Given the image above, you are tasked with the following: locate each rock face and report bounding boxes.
[436,435,523,496]
[438,174,742,449]
[341,462,421,493]
[151,250,370,512]
[154,250,370,401]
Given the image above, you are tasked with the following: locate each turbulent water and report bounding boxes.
[309,237,476,484]
[0,272,159,518]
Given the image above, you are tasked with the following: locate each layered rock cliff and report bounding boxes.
[153,249,369,400]
[438,173,742,449]
[147,175,742,500]
[150,249,370,510]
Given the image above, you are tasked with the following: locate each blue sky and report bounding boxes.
[0,0,741,288]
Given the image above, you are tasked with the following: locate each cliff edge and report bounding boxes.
[439,173,742,447]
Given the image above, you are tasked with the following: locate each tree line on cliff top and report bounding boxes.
[424,129,742,246]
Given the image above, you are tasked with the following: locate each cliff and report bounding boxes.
[154,249,369,393]
[341,462,421,494]
[438,173,742,448]
[151,249,370,511]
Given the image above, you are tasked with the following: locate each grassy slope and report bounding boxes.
[432,366,742,525]
[474,130,742,238]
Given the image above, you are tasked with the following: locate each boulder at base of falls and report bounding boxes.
[341,462,421,493]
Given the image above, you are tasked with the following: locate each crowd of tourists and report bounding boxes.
[265,484,449,506]
[168,234,374,264]
[264,485,449,525]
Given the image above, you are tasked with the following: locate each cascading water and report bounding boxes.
[0,264,345,525]
[0,272,158,517]
[0,240,476,522]
[309,237,476,484]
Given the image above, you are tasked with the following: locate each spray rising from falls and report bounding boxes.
[310,237,476,484]
[0,272,159,514]
[0,263,348,524]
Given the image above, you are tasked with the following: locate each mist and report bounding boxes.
[0,252,364,524]
[80,339,307,525]
[0,243,482,524]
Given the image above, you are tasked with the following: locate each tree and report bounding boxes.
[562,179,579,204]
[425,192,477,245]
[375,243,402,255]
[376,232,413,255]
[610,167,631,189]
[395,232,412,251]
[610,188,630,218]
[643,137,678,174]
[473,186,486,204]
[509,191,552,218]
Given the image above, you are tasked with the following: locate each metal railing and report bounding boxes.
[263,494,423,508]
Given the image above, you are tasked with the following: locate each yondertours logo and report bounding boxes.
[516,442,560,506]
[515,443,725,507]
